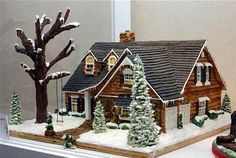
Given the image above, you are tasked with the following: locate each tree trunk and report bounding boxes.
[35,82,48,123]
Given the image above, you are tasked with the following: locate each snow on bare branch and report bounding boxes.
[37,48,42,54]
[20,62,34,72]
[63,22,80,27]
[49,71,70,79]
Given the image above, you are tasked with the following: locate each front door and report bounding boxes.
[165,106,177,130]
[179,104,191,125]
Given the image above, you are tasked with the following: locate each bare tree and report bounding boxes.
[15,8,79,123]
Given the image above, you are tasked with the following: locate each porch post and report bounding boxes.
[84,91,91,120]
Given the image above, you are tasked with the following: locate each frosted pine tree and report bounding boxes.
[127,55,160,148]
[10,92,22,125]
[222,93,231,113]
[92,100,106,133]
[44,113,55,136]
[62,133,74,149]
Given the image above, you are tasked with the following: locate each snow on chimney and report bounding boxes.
[119,30,135,43]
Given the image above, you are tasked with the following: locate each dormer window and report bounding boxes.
[85,55,94,74]
[108,55,117,70]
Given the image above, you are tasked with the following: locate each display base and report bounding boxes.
[10,124,230,158]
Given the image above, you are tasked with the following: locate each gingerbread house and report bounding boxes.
[63,31,226,132]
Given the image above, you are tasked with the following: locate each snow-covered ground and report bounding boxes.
[78,113,231,153]
[9,114,86,135]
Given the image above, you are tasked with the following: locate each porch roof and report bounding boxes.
[116,94,132,107]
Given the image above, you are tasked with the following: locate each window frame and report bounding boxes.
[198,96,210,116]
[71,96,78,112]
[108,55,117,70]
[204,63,213,86]
[85,55,94,74]
[122,68,133,88]
[195,63,203,86]
[198,101,206,116]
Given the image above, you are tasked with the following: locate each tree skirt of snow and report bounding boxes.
[78,113,231,153]
[9,114,85,135]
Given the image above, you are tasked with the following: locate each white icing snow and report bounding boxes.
[66,22,80,27]
[68,111,85,116]
[40,14,46,24]
[35,15,39,21]
[70,38,74,42]
[209,110,224,114]
[16,28,22,31]
[60,17,64,23]
[39,80,43,85]
[194,115,208,122]
[78,112,230,153]
[27,38,35,49]
[41,34,44,40]
[37,48,42,54]
[50,71,70,79]
[59,108,67,113]
[45,62,49,67]
[20,62,34,72]
[9,114,86,135]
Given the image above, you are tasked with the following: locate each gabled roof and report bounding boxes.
[63,40,206,101]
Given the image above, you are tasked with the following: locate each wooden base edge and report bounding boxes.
[9,124,230,158]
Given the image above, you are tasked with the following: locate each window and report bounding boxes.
[124,74,133,85]
[204,63,212,86]
[108,55,117,70]
[119,107,131,121]
[122,68,133,88]
[85,55,94,74]
[198,101,206,116]
[71,97,78,112]
[195,63,203,86]
[198,96,210,116]
[197,67,201,82]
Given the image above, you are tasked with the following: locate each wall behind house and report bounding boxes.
[131,1,236,111]
[0,0,112,120]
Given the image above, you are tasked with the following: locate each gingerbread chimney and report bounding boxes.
[119,30,135,43]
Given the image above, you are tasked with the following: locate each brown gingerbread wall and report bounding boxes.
[184,50,223,121]
[100,65,159,99]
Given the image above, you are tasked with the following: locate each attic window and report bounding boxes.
[122,68,133,88]
[85,55,94,74]
[204,63,213,86]
[195,63,204,86]
[108,55,117,70]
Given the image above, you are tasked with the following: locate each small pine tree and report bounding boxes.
[62,133,74,149]
[10,92,22,125]
[222,93,231,113]
[127,55,160,148]
[44,113,56,136]
[92,100,106,133]
[46,113,54,131]
[177,113,183,129]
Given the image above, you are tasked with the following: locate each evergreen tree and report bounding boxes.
[10,92,22,125]
[46,113,54,131]
[127,55,160,148]
[62,133,74,149]
[222,93,231,113]
[45,113,55,136]
[92,100,106,133]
